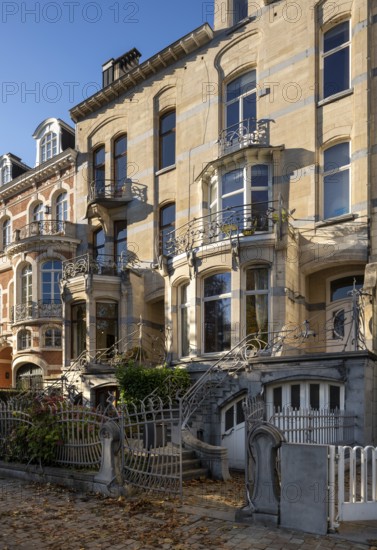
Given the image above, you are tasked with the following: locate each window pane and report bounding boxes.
[324,170,349,218]
[115,136,127,157]
[226,102,240,131]
[181,306,190,357]
[204,273,231,297]
[324,48,349,98]
[330,385,340,410]
[243,93,256,123]
[94,147,105,166]
[96,302,118,354]
[273,387,282,410]
[225,406,234,431]
[324,143,349,171]
[333,309,345,338]
[251,164,269,187]
[291,384,300,409]
[236,400,245,424]
[160,203,175,256]
[324,22,349,53]
[160,111,176,169]
[246,294,268,335]
[204,298,231,352]
[223,170,243,195]
[160,111,175,134]
[234,0,248,23]
[222,193,243,211]
[330,276,363,301]
[310,384,320,410]
[226,71,256,102]
[246,268,269,291]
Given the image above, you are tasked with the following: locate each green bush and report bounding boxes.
[115,360,191,403]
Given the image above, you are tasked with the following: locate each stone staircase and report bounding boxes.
[182,449,208,481]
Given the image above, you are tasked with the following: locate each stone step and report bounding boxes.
[182,467,209,481]
[182,457,202,471]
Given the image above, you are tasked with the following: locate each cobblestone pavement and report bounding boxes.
[0,475,374,550]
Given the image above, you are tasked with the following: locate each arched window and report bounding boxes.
[323,142,350,219]
[159,203,175,256]
[179,282,190,357]
[94,145,105,193]
[41,260,62,304]
[225,71,256,141]
[159,110,176,170]
[21,264,32,304]
[203,272,231,353]
[33,203,44,223]
[16,363,43,389]
[18,329,31,350]
[114,135,127,191]
[2,218,11,249]
[41,131,57,162]
[56,192,68,230]
[322,21,350,99]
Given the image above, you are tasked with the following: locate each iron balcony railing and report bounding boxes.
[62,252,139,280]
[89,178,133,203]
[164,202,275,256]
[218,118,272,155]
[12,220,68,243]
[11,299,62,323]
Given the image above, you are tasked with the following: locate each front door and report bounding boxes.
[221,396,246,470]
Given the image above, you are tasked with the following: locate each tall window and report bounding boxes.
[159,110,176,169]
[323,22,350,99]
[33,203,44,223]
[21,264,32,304]
[0,163,11,185]
[94,227,106,264]
[2,219,11,249]
[42,260,62,304]
[233,0,248,24]
[114,135,127,191]
[159,203,175,256]
[41,132,57,162]
[94,146,105,193]
[18,329,31,350]
[56,192,68,231]
[114,221,127,263]
[226,71,256,138]
[210,164,270,232]
[203,272,231,353]
[323,142,350,219]
[179,283,190,357]
[245,267,269,338]
[96,302,118,354]
[71,302,86,358]
[330,275,363,342]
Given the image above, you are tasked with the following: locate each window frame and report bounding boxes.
[41,260,62,305]
[114,220,127,264]
[244,266,270,339]
[93,145,106,193]
[225,70,257,140]
[41,131,57,163]
[2,218,11,249]
[56,192,68,224]
[203,271,232,354]
[18,329,31,350]
[321,20,351,101]
[267,381,344,415]
[113,135,127,191]
[178,282,190,357]
[159,202,176,256]
[21,263,32,305]
[159,109,176,170]
[43,326,62,348]
[322,141,351,220]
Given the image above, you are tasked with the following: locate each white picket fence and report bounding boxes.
[270,408,355,445]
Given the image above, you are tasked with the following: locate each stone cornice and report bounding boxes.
[0,149,77,201]
[70,24,214,122]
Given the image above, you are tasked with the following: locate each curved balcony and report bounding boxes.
[11,300,62,324]
[6,220,77,256]
[88,178,147,209]
[164,203,277,257]
[62,252,140,281]
[218,118,273,156]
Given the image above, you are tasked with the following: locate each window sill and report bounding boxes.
[315,212,356,228]
[317,88,353,107]
[155,164,176,177]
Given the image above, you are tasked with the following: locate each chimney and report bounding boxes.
[102,48,142,88]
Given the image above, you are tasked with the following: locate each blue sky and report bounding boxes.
[0,0,214,167]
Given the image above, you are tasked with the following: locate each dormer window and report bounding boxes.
[0,162,11,185]
[41,132,57,163]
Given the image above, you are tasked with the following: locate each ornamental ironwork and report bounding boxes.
[11,300,62,323]
[165,203,275,256]
[218,118,272,155]
[62,252,140,280]
[13,220,66,242]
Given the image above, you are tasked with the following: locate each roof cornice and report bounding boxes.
[0,149,77,201]
[70,23,214,123]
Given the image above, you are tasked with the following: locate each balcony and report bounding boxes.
[11,300,62,324]
[6,220,77,256]
[62,252,140,280]
[165,203,275,256]
[218,118,272,156]
[88,178,147,209]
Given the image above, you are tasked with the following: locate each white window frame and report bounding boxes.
[178,282,190,357]
[2,219,11,249]
[323,141,351,220]
[244,266,270,339]
[0,161,11,186]
[18,329,31,350]
[41,131,57,163]
[202,271,232,354]
[321,20,351,101]
[44,327,62,348]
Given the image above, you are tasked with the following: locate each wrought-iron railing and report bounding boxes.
[218,117,272,155]
[11,300,62,323]
[12,220,67,242]
[62,252,140,280]
[89,178,133,202]
[164,202,276,256]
